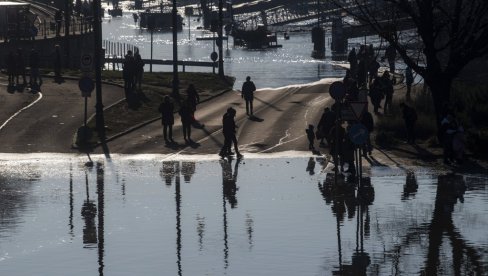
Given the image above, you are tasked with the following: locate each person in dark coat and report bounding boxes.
[306,124,315,150]
[400,102,417,144]
[368,58,380,86]
[186,84,200,122]
[380,71,394,115]
[158,96,174,143]
[179,101,193,143]
[241,76,256,116]
[220,107,242,157]
[134,51,144,90]
[29,48,41,88]
[15,48,27,86]
[369,77,384,114]
[122,50,135,93]
[6,51,16,86]
[405,66,414,100]
[317,107,336,146]
[384,44,397,73]
[348,48,358,77]
[361,109,374,155]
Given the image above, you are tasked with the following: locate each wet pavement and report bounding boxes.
[0,154,487,275]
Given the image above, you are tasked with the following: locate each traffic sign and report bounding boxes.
[329,81,346,101]
[80,53,93,72]
[348,123,369,145]
[79,76,94,97]
[350,102,367,120]
[210,51,218,62]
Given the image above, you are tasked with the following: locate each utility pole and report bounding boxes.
[93,0,105,138]
[218,0,224,78]
[172,0,179,98]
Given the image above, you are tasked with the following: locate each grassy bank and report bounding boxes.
[74,71,234,147]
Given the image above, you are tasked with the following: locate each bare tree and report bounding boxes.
[332,0,488,126]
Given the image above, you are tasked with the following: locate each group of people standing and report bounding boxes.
[5,47,45,89]
[122,50,145,102]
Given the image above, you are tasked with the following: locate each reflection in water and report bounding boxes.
[161,161,179,186]
[174,162,182,276]
[402,170,418,201]
[319,173,375,275]
[69,164,74,238]
[96,162,105,276]
[221,157,240,209]
[245,212,254,250]
[306,157,316,175]
[81,169,97,246]
[196,214,205,252]
[422,174,483,275]
[181,162,196,183]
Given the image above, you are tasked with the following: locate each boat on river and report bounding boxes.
[232,24,282,49]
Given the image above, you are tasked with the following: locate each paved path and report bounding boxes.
[0,76,124,153]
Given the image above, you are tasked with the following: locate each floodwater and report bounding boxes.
[0,154,487,275]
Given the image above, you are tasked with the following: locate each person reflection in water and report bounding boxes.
[181,162,196,183]
[306,157,316,175]
[161,161,178,186]
[220,157,241,208]
[402,171,418,200]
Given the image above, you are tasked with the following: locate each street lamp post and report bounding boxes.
[172,0,179,98]
[92,0,105,138]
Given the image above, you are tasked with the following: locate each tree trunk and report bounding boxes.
[425,76,452,128]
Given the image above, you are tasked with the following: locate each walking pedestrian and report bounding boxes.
[368,58,380,86]
[15,48,26,86]
[361,109,374,155]
[134,50,144,90]
[405,66,414,101]
[317,107,335,147]
[219,107,242,157]
[186,84,200,122]
[369,77,384,114]
[29,48,41,88]
[384,44,396,73]
[53,45,62,81]
[380,71,394,115]
[6,51,16,86]
[440,113,458,164]
[400,103,417,144]
[306,124,315,150]
[158,96,174,143]
[179,101,193,143]
[241,76,256,116]
[348,47,358,77]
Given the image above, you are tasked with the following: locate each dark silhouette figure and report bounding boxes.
[368,58,380,86]
[306,124,315,150]
[400,102,417,144]
[348,47,358,77]
[369,77,384,114]
[15,48,27,86]
[380,71,394,115]
[134,50,144,90]
[402,171,418,200]
[6,51,16,86]
[361,109,374,155]
[440,113,459,164]
[179,102,193,143]
[122,50,135,99]
[29,48,42,89]
[221,157,241,208]
[384,44,396,73]
[181,162,196,183]
[405,66,414,101]
[241,76,256,116]
[220,107,242,157]
[186,84,200,122]
[158,96,175,143]
[55,10,63,37]
[317,107,335,146]
[306,157,315,175]
[54,45,62,82]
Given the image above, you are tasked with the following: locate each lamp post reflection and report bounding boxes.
[96,162,105,276]
[69,163,74,238]
[82,169,97,247]
[174,162,182,276]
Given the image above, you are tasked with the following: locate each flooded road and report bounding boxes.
[0,154,487,275]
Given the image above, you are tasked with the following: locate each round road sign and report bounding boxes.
[329,81,346,101]
[81,53,93,71]
[79,77,95,94]
[210,51,218,62]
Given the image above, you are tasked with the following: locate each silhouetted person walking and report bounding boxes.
[369,76,384,114]
[361,109,374,155]
[122,50,135,94]
[348,47,358,77]
[400,103,417,144]
[306,124,315,150]
[317,107,335,146]
[179,102,193,143]
[220,107,242,157]
[29,48,41,88]
[405,66,414,101]
[158,96,174,143]
[241,76,256,116]
[186,84,200,122]
[380,71,394,115]
[15,48,26,86]
[6,51,15,86]
[384,44,396,73]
